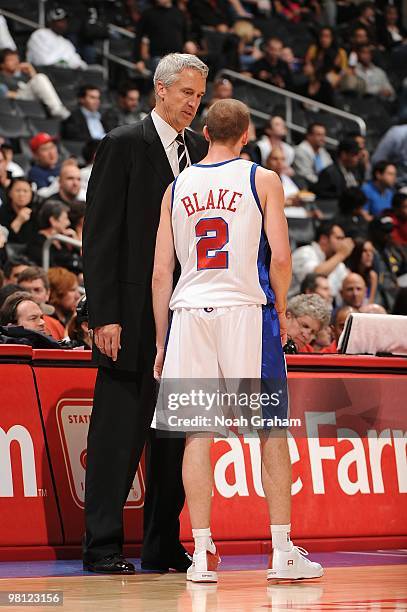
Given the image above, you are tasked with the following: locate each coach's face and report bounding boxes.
[156,68,206,132]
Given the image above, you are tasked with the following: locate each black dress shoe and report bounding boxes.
[83,554,136,574]
[141,550,192,573]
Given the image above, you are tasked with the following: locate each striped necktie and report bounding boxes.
[176,133,188,174]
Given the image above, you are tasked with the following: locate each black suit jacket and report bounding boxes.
[315,162,354,199]
[61,107,108,142]
[83,114,208,371]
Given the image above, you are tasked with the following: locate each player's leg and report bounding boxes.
[260,306,323,580]
[183,433,219,581]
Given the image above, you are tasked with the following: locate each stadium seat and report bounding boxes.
[28,117,61,138]
[14,99,47,119]
[315,199,338,219]
[287,217,315,246]
[62,140,85,165]
[0,114,31,138]
[0,98,18,116]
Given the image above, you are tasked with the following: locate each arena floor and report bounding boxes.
[0,551,406,610]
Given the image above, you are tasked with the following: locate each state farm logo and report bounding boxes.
[0,425,38,497]
[56,398,145,509]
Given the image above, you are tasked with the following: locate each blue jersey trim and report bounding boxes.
[250,163,263,216]
[260,304,288,423]
[170,176,178,212]
[193,157,241,168]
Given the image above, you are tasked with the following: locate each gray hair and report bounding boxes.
[287,293,331,328]
[153,53,209,90]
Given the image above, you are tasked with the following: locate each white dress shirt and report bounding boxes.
[151,109,191,177]
[290,241,348,298]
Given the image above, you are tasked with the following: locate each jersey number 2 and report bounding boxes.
[196,217,229,270]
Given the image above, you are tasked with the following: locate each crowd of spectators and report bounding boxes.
[0,0,406,352]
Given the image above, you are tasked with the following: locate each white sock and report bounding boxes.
[271,524,292,551]
[192,528,216,554]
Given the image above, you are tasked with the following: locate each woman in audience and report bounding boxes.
[0,178,36,246]
[297,61,335,106]
[27,200,82,274]
[345,237,378,304]
[47,267,81,332]
[305,26,347,88]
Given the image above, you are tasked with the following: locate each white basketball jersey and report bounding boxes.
[169,158,276,309]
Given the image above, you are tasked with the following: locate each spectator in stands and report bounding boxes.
[0,283,20,307]
[0,49,70,120]
[376,5,407,52]
[291,221,353,299]
[188,0,231,32]
[26,7,87,70]
[340,272,367,310]
[293,123,332,186]
[250,37,293,90]
[1,141,24,178]
[334,187,369,239]
[80,140,99,197]
[0,147,11,205]
[392,288,407,315]
[102,82,145,132]
[389,192,407,248]
[359,303,387,314]
[0,178,36,246]
[371,123,407,188]
[257,115,294,168]
[47,266,81,331]
[345,239,378,304]
[46,160,82,207]
[68,201,86,243]
[304,27,347,88]
[369,216,407,310]
[362,161,397,217]
[355,45,395,101]
[0,290,46,333]
[28,133,60,190]
[2,255,33,285]
[266,147,304,208]
[315,138,361,198]
[232,20,263,72]
[300,272,333,304]
[0,224,8,269]
[297,62,335,107]
[349,132,370,184]
[323,305,355,353]
[62,85,106,142]
[206,78,234,108]
[0,15,16,51]
[28,200,82,274]
[133,0,195,71]
[17,266,65,340]
[66,295,92,349]
[286,293,332,352]
[351,1,377,44]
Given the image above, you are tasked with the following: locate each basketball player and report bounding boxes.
[152,99,323,583]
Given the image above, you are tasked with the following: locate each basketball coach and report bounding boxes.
[82,54,208,574]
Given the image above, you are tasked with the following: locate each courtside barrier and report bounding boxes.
[0,346,406,558]
[0,346,62,549]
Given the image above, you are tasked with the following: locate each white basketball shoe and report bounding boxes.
[187,549,221,583]
[267,545,323,581]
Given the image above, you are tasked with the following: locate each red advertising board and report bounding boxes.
[32,350,145,545]
[0,354,62,546]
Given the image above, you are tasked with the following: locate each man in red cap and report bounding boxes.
[28,132,61,189]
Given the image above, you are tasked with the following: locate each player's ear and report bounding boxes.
[241,129,249,146]
[203,125,210,142]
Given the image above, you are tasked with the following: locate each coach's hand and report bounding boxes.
[276,311,288,346]
[153,347,165,381]
[94,324,122,361]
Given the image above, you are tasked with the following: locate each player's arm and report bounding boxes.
[256,167,292,343]
[152,184,176,379]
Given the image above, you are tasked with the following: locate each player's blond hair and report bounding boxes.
[206,99,250,144]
